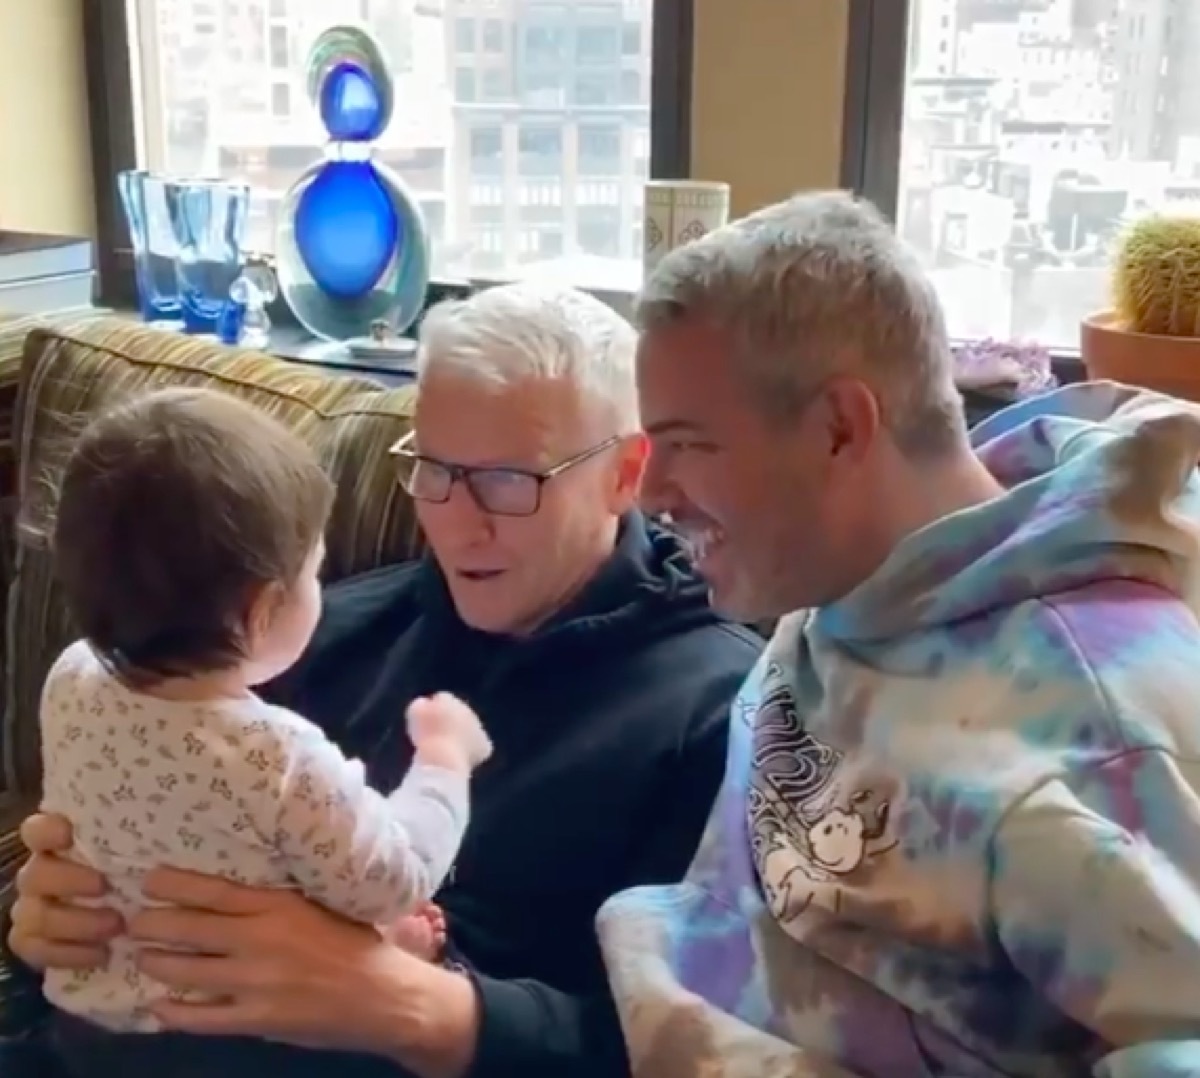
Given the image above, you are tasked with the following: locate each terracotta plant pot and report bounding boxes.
[1081,309,1200,402]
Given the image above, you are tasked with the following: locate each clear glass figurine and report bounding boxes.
[228,259,279,349]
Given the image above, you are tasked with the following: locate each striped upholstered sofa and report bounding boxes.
[0,314,424,1035]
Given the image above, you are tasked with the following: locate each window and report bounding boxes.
[524,23,569,65]
[270,82,291,118]
[481,68,509,102]
[518,125,563,177]
[517,225,565,263]
[455,17,476,53]
[268,25,289,70]
[473,203,505,226]
[577,181,621,207]
[456,67,477,103]
[472,225,506,272]
[622,22,642,55]
[579,124,622,176]
[578,206,623,257]
[577,25,620,64]
[621,70,641,104]
[520,68,567,107]
[470,126,504,176]
[483,18,505,53]
[633,126,650,177]
[869,0,1191,351]
[539,229,566,258]
[89,0,691,300]
[520,182,563,208]
[575,71,619,106]
[471,182,505,208]
[422,200,446,251]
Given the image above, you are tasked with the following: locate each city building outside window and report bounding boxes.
[864,0,1200,353]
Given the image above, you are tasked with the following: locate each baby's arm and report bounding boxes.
[263,706,472,926]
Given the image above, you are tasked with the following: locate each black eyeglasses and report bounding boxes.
[389,433,621,517]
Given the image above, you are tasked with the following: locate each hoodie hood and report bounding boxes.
[816,381,1200,645]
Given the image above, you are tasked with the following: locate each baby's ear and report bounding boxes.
[244,580,286,646]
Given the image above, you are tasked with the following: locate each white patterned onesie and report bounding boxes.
[39,639,469,1033]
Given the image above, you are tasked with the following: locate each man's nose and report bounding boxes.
[435,480,496,537]
[638,450,677,518]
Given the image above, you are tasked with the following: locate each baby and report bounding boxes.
[40,387,491,1078]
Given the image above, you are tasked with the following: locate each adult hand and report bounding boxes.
[133,867,481,1078]
[8,812,120,971]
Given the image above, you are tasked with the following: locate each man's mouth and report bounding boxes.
[674,520,727,566]
[456,568,506,582]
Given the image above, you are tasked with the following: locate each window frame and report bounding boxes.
[82,0,694,313]
[839,0,909,222]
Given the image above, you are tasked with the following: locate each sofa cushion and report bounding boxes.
[0,313,108,619]
[3,317,422,796]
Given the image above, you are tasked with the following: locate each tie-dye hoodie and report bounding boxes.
[599,382,1200,1078]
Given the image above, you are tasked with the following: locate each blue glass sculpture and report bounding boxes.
[276,26,430,344]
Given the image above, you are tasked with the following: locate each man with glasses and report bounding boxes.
[9,283,762,1078]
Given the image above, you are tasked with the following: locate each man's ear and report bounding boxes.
[818,376,881,462]
[610,432,650,511]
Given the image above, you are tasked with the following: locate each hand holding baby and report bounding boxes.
[406,692,493,773]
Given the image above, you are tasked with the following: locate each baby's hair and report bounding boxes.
[52,386,335,686]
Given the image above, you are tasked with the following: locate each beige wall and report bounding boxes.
[0,0,94,237]
[692,0,849,217]
[0,0,848,238]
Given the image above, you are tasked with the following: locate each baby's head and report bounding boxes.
[53,387,335,689]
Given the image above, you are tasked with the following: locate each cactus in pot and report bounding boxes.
[1081,209,1200,400]
[1111,213,1200,338]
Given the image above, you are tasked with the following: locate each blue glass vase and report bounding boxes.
[276,25,430,343]
[169,178,251,335]
[117,170,185,327]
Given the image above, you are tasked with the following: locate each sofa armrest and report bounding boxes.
[0,795,49,1039]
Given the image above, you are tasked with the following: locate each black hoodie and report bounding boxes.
[264,513,763,1076]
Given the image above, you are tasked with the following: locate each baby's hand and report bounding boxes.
[382,902,447,961]
[407,692,492,772]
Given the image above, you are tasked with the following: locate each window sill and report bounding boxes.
[464,257,641,322]
[106,256,1087,393]
[266,272,639,377]
[102,271,642,386]
[270,307,1086,388]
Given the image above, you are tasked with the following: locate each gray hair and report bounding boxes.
[418,282,640,433]
[636,190,965,455]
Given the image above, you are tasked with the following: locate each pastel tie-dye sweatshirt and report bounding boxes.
[599,382,1200,1078]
